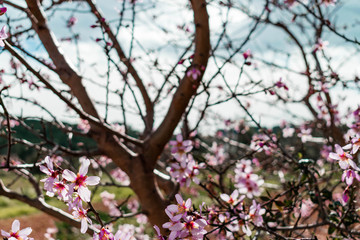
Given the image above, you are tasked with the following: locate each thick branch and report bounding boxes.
[146,0,210,165]
[25,0,100,120]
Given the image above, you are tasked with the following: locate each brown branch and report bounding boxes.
[25,0,100,120]
[146,0,211,165]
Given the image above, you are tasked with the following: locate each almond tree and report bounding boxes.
[0,0,359,238]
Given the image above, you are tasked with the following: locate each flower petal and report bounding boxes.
[19,227,32,237]
[63,169,76,182]
[78,186,91,202]
[80,218,88,234]
[335,144,343,154]
[79,159,90,176]
[45,156,53,170]
[11,219,20,233]
[86,176,100,186]
[0,26,8,39]
[40,165,51,175]
[329,152,340,160]
[175,194,182,204]
[1,230,10,237]
[339,160,349,170]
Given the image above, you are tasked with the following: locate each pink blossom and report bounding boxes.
[167,155,204,187]
[167,160,191,186]
[44,227,58,240]
[342,187,350,203]
[100,191,121,217]
[250,133,277,155]
[170,134,193,160]
[248,200,266,226]
[0,7,7,16]
[162,198,208,240]
[275,78,289,90]
[127,199,139,213]
[67,16,78,28]
[180,216,207,239]
[234,161,263,198]
[236,159,253,174]
[1,219,34,240]
[48,181,70,201]
[235,172,264,198]
[217,213,240,238]
[114,230,132,240]
[220,189,245,207]
[63,158,100,202]
[342,169,360,186]
[297,126,312,143]
[205,142,226,166]
[240,219,252,236]
[153,225,165,240]
[72,207,92,233]
[166,194,192,217]
[313,39,329,53]
[135,214,148,225]
[1,119,20,128]
[295,199,315,218]
[344,135,360,154]
[40,156,59,192]
[282,126,295,138]
[115,224,147,239]
[242,49,252,60]
[186,67,201,80]
[93,227,114,240]
[110,168,130,185]
[50,155,64,166]
[67,194,83,211]
[328,144,357,170]
[162,209,184,238]
[0,25,8,47]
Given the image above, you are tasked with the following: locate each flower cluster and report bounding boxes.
[329,141,360,202]
[160,194,207,240]
[100,191,121,217]
[40,156,100,233]
[234,160,264,198]
[167,134,205,187]
[205,142,227,166]
[250,133,278,155]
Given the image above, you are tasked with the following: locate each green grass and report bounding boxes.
[0,198,39,219]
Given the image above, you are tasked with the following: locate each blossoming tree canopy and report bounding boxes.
[0,0,359,239]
